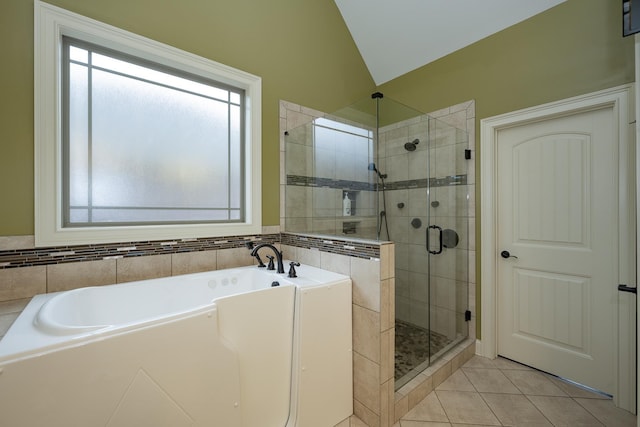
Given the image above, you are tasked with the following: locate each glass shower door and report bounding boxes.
[426,117,469,362]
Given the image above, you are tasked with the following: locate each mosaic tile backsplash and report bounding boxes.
[286,174,466,191]
[0,232,381,270]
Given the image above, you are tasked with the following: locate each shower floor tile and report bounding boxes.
[395,319,452,381]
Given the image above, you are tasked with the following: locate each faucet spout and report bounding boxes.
[249,243,285,274]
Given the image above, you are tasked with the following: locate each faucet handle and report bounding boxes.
[246,241,266,267]
[266,255,275,271]
[288,261,301,278]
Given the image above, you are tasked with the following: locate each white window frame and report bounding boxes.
[34,1,262,246]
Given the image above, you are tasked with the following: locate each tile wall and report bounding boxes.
[279,99,477,345]
[280,102,378,238]
[0,234,280,315]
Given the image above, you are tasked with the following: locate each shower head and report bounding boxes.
[368,162,387,179]
[404,139,420,152]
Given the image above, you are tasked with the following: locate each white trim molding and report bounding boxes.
[34,1,262,246]
[480,84,635,410]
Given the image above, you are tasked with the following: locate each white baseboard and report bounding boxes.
[475,339,482,356]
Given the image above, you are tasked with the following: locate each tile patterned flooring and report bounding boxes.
[392,355,636,427]
[395,320,452,380]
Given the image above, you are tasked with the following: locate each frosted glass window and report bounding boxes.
[63,37,244,226]
[312,118,373,182]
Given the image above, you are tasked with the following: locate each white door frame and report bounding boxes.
[479,84,635,410]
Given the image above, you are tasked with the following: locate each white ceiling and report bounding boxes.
[334,0,566,85]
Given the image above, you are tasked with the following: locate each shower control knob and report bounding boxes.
[500,250,518,259]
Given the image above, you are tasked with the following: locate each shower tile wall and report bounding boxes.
[280,98,477,341]
[280,101,378,238]
[382,101,476,341]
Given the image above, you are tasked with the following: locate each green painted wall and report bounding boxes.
[0,0,374,236]
[379,0,636,337]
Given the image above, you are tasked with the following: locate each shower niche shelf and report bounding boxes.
[342,190,359,217]
[342,220,359,235]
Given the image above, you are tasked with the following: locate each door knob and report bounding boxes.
[501,250,518,259]
[618,284,637,294]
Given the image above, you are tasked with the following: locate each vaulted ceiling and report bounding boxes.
[334,0,567,85]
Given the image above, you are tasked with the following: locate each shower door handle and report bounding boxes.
[427,225,443,255]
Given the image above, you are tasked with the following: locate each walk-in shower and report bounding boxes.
[282,94,471,390]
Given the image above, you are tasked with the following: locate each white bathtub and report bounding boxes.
[0,263,353,427]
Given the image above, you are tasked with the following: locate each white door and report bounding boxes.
[496,105,620,394]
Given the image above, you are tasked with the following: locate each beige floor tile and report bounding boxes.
[350,414,370,427]
[481,392,553,426]
[492,356,532,370]
[575,397,637,427]
[400,422,451,427]
[333,417,349,427]
[528,395,603,426]
[502,369,567,396]
[435,369,475,392]
[402,392,448,422]
[435,391,500,426]
[462,368,520,394]
[462,355,497,369]
[450,425,502,427]
[546,375,610,399]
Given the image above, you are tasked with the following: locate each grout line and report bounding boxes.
[476,389,502,426]
[571,397,602,425]
[431,389,451,425]
[521,392,556,426]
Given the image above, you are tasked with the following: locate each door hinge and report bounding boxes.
[465,310,472,321]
